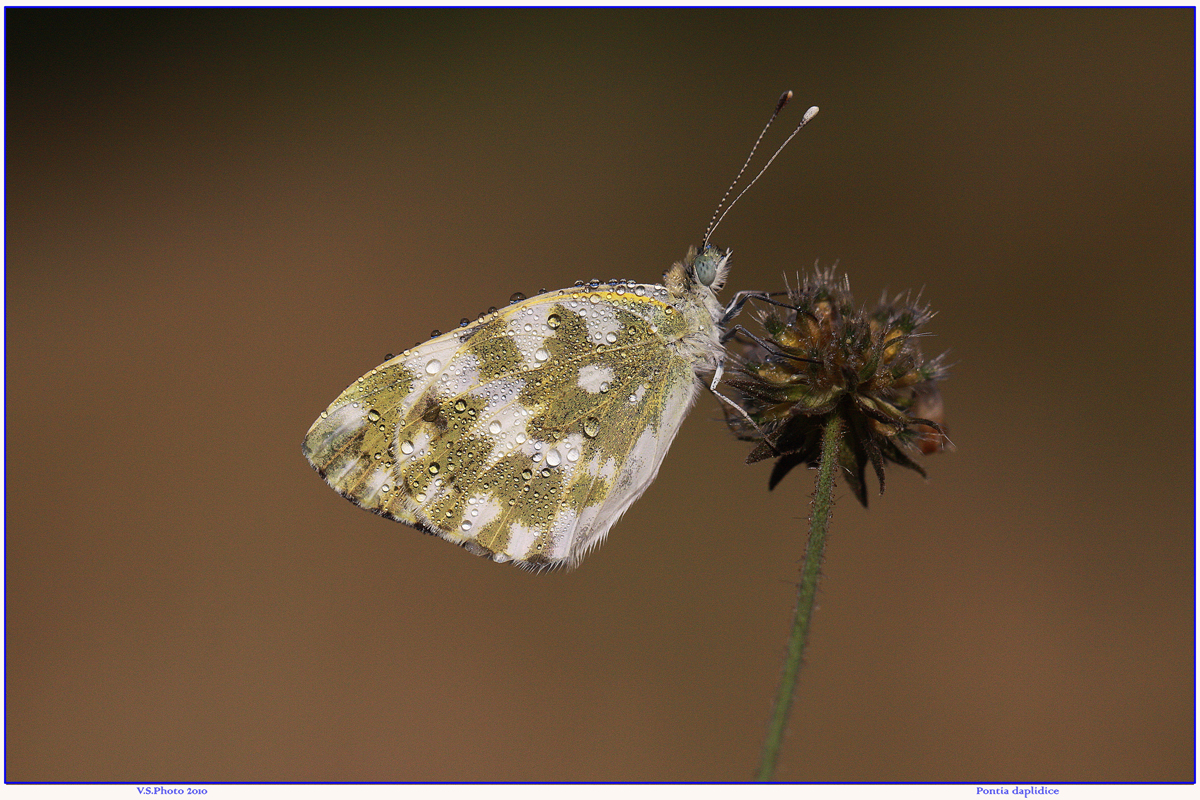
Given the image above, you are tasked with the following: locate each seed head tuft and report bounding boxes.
[724,266,951,506]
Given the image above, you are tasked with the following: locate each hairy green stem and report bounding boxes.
[756,412,843,781]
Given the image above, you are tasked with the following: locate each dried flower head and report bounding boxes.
[724,266,950,506]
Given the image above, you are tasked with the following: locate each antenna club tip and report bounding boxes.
[775,90,793,112]
[803,106,819,122]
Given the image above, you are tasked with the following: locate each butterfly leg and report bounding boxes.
[718,289,805,328]
[708,358,776,446]
[720,291,820,365]
[711,290,799,450]
[722,324,820,366]
[718,290,773,328]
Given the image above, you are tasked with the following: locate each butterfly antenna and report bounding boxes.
[702,90,793,250]
[703,100,820,248]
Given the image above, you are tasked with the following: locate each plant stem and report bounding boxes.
[756,412,843,781]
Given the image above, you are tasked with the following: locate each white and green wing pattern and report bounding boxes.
[303,278,718,570]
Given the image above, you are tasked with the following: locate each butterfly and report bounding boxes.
[302,95,818,570]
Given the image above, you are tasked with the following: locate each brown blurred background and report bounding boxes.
[6,8,1194,783]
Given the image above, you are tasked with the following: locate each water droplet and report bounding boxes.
[521,468,533,481]
[381,484,390,492]
[516,432,527,444]
[460,520,473,532]
[320,410,328,419]
[430,329,442,339]
[373,452,382,461]
[583,418,600,438]
[425,359,441,374]
[400,440,415,455]
[488,420,502,435]
[416,491,427,502]
[547,313,561,329]
[453,399,467,413]
[367,410,381,422]
[635,286,646,296]
[428,463,440,475]
[460,318,470,328]
[589,295,600,304]
[534,347,550,362]
[546,449,562,467]
[384,353,395,361]
[567,448,580,462]
[605,332,617,343]
[599,382,609,394]
[510,292,526,304]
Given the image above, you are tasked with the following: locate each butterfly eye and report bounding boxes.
[694,246,728,288]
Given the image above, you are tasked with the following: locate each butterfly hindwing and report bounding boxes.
[303,277,717,570]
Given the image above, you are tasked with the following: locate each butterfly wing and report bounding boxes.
[303,282,708,570]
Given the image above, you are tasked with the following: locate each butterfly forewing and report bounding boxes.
[303,279,713,570]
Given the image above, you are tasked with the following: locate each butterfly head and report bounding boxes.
[664,244,731,307]
[672,244,724,293]
[693,244,731,289]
